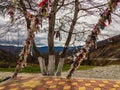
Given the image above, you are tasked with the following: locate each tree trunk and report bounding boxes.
[47,0,59,75]
[56,0,79,76]
[48,55,55,75]
[38,57,47,75]
[33,41,47,75]
[47,13,55,75]
[56,58,64,76]
[12,0,32,78]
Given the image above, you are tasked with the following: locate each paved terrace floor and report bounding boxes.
[0,76,120,90]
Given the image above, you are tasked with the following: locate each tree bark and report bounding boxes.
[48,55,55,75]
[33,41,47,75]
[56,58,64,76]
[13,0,47,77]
[56,0,79,76]
[21,0,47,76]
[38,57,47,75]
[47,0,59,75]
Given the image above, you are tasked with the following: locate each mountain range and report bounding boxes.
[0,45,82,55]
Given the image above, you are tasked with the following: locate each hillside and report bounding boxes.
[0,49,17,68]
[90,34,120,60]
[0,34,120,67]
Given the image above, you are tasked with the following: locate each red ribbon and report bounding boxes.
[38,1,44,7]
[38,0,48,7]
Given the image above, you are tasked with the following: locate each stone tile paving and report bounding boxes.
[0,76,120,90]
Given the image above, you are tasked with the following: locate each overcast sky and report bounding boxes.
[0,0,120,47]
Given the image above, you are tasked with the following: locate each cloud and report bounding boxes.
[0,0,120,47]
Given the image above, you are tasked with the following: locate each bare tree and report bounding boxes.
[0,0,120,78]
[56,0,80,76]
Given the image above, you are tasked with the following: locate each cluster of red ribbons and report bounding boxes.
[8,4,15,23]
[7,0,19,23]
[38,0,51,18]
[67,48,87,78]
[67,0,120,79]
[27,12,41,33]
[12,27,35,78]
[12,12,41,78]
[54,31,62,41]
[38,0,49,7]
[12,0,51,78]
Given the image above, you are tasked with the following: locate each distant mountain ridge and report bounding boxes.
[1,34,120,57]
[0,45,82,55]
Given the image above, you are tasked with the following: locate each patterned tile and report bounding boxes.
[0,76,120,90]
